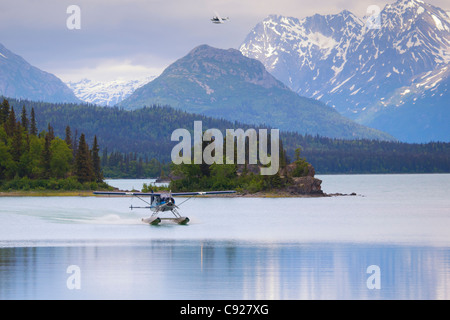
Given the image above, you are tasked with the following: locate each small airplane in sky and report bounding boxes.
[93,190,236,225]
[211,11,229,24]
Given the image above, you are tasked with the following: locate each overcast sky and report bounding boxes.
[0,0,448,82]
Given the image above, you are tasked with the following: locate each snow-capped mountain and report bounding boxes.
[357,63,449,142]
[240,10,366,106]
[66,76,156,106]
[240,0,450,142]
[0,42,81,103]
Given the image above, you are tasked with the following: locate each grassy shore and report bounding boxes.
[0,190,97,197]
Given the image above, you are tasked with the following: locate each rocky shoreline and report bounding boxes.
[194,190,359,198]
[183,175,359,198]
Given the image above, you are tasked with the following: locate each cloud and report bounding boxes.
[56,58,165,82]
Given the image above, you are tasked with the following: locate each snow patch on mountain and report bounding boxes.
[66,76,156,106]
[240,0,450,119]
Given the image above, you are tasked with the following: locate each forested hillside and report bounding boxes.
[0,99,110,190]
[3,97,449,176]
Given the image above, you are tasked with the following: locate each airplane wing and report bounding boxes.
[171,191,236,196]
[93,190,236,196]
[93,191,165,196]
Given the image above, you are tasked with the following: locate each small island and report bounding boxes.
[144,146,329,197]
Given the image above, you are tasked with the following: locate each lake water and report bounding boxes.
[0,174,449,300]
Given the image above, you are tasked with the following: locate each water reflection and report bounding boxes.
[0,241,448,300]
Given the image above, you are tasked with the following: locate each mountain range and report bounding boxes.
[119,44,393,140]
[1,40,390,141]
[0,43,80,104]
[240,0,449,142]
[0,0,448,143]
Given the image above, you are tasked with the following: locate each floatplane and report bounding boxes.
[93,190,236,225]
[211,11,229,24]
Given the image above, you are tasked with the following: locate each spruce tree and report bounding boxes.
[91,135,103,182]
[65,126,73,149]
[64,126,74,165]
[29,107,37,136]
[4,106,16,137]
[47,123,55,141]
[42,132,52,178]
[72,129,78,157]
[0,99,10,125]
[75,133,94,183]
[21,106,29,132]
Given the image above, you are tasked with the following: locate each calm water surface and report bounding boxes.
[0,174,449,299]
